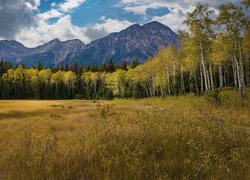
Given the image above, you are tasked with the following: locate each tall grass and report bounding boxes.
[0,90,249,179]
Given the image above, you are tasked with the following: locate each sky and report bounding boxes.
[0,0,241,47]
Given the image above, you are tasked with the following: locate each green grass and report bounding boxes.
[0,89,249,179]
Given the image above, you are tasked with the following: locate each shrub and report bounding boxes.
[205,89,228,105]
[105,89,114,100]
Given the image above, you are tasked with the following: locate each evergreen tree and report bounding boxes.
[37,60,44,71]
[108,60,116,73]
[131,59,139,69]
[121,60,128,71]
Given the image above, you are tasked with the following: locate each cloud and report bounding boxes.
[16,15,88,47]
[120,0,240,15]
[120,0,171,15]
[38,9,63,20]
[0,0,88,41]
[6,0,133,47]
[0,0,39,39]
[15,15,134,47]
[58,0,87,13]
[84,17,134,40]
[151,6,189,32]
[119,0,241,32]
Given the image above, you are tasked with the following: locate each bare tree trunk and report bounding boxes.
[238,41,245,97]
[151,77,156,97]
[246,54,250,85]
[173,65,176,87]
[206,69,211,91]
[209,60,214,89]
[235,57,242,94]
[159,81,164,97]
[181,70,185,93]
[192,68,199,95]
[232,57,238,88]
[200,40,208,92]
[166,66,171,95]
[219,64,223,89]
[142,84,149,97]
[147,78,155,97]
[200,63,204,94]
[146,81,152,97]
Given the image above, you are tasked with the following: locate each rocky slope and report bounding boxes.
[0,21,178,66]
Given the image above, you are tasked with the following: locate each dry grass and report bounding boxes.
[0,89,249,179]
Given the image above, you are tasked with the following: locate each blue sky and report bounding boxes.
[39,0,147,25]
[0,0,241,47]
[38,0,170,26]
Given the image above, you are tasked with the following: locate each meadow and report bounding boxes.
[0,89,249,179]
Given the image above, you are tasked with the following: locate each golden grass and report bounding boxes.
[0,90,249,179]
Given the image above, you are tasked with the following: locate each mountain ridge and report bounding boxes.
[0,21,178,66]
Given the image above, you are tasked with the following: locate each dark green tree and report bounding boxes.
[131,59,139,69]
[37,60,44,71]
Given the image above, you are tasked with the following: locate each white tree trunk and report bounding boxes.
[219,64,223,89]
[200,63,204,94]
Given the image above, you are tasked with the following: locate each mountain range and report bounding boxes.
[0,21,178,67]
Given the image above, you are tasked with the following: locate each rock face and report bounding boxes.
[0,21,178,67]
[77,21,178,65]
[0,38,86,66]
[0,40,31,63]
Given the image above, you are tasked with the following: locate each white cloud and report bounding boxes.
[84,17,134,40]
[119,0,192,32]
[120,0,240,15]
[0,0,39,39]
[38,9,63,20]
[51,3,57,8]
[59,0,87,13]
[13,0,134,47]
[120,0,241,32]
[91,17,134,34]
[25,2,34,10]
[13,0,90,47]
[15,15,134,47]
[37,0,87,21]
[151,6,189,32]
[16,15,87,47]
[120,0,172,15]
[26,0,41,10]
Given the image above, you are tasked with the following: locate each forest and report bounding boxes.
[0,2,249,100]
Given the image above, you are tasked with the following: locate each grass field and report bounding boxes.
[0,89,249,179]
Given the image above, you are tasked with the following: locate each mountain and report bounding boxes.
[0,21,178,67]
[19,39,86,67]
[0,38,86,66]
[76,21,178,65]
[0,40,31,63]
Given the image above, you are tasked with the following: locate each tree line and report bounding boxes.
[0,59,140,100]
[0,1,249,100]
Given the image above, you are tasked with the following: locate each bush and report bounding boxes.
[105,89,114,100]
[205,89,228,105]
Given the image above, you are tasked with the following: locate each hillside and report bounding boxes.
[0,21,178,67]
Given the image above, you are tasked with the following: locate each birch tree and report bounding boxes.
[217,3,248,97]
[184,4,214,93]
